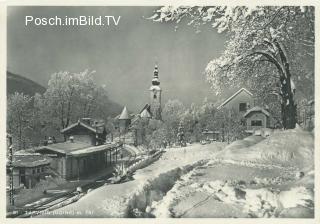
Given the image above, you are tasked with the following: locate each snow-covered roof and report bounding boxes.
[140,108,152,118]
[37,141,92,154]
[61,120,97,134]
[243,106,270,117]
[69,144,118,157]
[37,141,118,157]
[118,106,130,120]
[217,88,253,109]
[149,85,161,91]
[9,154,51,168]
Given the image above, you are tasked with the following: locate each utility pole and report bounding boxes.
[8,134,14,206]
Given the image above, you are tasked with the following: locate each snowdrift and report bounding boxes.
[218,128,314,171]
[224,135,265,151]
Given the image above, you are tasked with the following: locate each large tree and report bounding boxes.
[151,6,314,129]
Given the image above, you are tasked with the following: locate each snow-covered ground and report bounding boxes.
[39,142,226,217]
[151,128,314,218]
[38,127,314,218]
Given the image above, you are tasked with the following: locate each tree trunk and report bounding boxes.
[280,76,297,129]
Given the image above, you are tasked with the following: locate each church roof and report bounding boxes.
[119,106,130,120]
[140,108,152,118]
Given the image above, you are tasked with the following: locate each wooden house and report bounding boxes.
[60,119,106,145]
[217,88,255,115]
[36,119,120,180]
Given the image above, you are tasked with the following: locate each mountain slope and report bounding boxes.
[7,71,46,96]
[7,70,123,117]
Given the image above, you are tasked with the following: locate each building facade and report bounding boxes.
[217,88,255,115]
[244,106,271,133]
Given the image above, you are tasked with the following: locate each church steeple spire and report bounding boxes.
[149,64,162,120]
[152,64,160,86]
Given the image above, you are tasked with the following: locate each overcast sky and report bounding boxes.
[7,6,227,111]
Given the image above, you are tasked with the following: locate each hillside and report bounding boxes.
[7,71,122,117]
[7,71,46,96]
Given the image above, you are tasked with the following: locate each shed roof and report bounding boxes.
[243,106,270,117]
[217,88,253,109]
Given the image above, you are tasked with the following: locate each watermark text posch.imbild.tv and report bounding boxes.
[25,15,121,27]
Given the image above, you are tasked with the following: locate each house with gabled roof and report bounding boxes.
[217,88,255,114]
[217,88,275,135]
[60,119,106,146]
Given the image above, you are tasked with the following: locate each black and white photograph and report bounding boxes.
[3,2,317,221]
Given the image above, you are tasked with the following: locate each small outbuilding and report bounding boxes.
[243,106,271,133]
[6,153,51,189]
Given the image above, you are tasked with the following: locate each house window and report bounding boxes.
[239,103,247,112]
[251,120,263,126]
[41,167,44,172]
[32,169,36,174]
[154,94,157,99]
[37,168,40,173]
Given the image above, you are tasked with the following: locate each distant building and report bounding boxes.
[217,88,254,115]
[6,153,51,189]
[243,106,271,133]
[202,129,220,142]
[36,119,120,180]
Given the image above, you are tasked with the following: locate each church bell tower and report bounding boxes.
[149,64,162,120]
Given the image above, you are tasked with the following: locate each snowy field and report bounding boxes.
[39,142,226,217]
[152,127,314,218]
[39,127,314,218]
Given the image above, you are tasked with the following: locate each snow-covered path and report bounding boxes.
[39,142,226,217]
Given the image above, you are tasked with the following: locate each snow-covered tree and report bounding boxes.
[162,99,186,144]
[34,70,110,136]
[150,6,314,129]
[7,92,33,150]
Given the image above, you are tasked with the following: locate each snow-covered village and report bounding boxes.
[5,5,315,219]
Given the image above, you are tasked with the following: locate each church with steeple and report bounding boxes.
[116,64,163,143]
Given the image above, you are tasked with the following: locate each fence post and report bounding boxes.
[8,134,14,206]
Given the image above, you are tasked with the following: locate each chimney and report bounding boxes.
[81,118,91,126]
